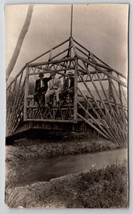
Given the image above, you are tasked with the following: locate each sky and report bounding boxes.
[5,4,129,79]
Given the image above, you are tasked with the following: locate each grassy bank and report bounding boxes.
[6,137,124,163]
[5,163,128,208]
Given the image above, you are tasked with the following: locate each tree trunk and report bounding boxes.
[6,5,34,81]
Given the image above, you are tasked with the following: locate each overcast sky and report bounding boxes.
[5,4,129,79]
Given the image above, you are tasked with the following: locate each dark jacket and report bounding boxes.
[35,77,51,93]
[64,76,74,90]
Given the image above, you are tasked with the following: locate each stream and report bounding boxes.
[16,148,127,186]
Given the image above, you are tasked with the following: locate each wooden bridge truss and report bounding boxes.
[6,37,127,144]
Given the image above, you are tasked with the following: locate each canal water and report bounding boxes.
[16,148,127,186]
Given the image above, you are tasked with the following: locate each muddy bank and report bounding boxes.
[5,163,128,208]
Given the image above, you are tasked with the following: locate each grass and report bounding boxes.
[5,163,128,208]
[6,136,125,162]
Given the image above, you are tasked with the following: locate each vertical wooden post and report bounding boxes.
[24,66,29,120]
[108,72,113,101]
[117,74,123,106]
[74,57,78,122]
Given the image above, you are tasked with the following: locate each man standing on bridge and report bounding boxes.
[34,72,51,107]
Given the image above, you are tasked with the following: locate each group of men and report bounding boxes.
[34,71,74,107]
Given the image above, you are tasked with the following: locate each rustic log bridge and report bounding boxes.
[6,37,127,145]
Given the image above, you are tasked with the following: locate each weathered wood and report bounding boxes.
[28,38,69,64]
[71,38,78,56]
[77,87,103,122]
[73,39,90,55]
[78,72,121,144]
[25,119,74,123]
[78,72,109,125]
[12,78,17,93]
[6,65,26,90]
[95,73,123,143]
[6,36,127,143]
[79,56,127,87]
[106,84,125,143]
[73,39,126,79]
[82,60,113,120]
[77,101,112,140]
[24,67,29,120]
[78,78,108,83]
[106,75,124,142]
[96,71,112,111]
[77,87,117,143]
[28,66,75,75]
[9,73,24,133]
[29,57,75,67]
[50,45,72,61]
[108,75,113,100]
[75,46,89,58]
[13,72,23,108]
[111,81,127,122]
[77,113,108,139]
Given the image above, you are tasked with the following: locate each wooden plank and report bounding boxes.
[67,39,72,57]
[75,46,89,58]
[77,101,112,140]
[77,87,117,143]
[78,72,120,144]
[111,81,127,122]
[13,72,23,108]
[73,39,90,55]
[50,45,72,61]
[96,71,112,111]
[28,66,75,75]
[77,87,103,122]
[78,69,102,75]
[78,72,109,126]
[29,57,75,67]
[78,78,108,83]
[73,39,126,79]
[95,74,123,142]
[7,65,26,90]
[79,56,127,87]
[27,38,69,64]
[9,74,24,134]
[106,78,124,143]
[24,67,29,120]
[71,38,78,56]
[82,60,113,121]
[25,119,75,123]
[77,113,108,139]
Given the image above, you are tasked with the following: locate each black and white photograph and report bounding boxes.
[5,4,128,208]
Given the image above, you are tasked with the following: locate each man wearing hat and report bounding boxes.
[34,72,51,106]
[45,72,61,106]
[61,71,74,102]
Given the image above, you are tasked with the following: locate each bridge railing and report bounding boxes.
[76,64,127,144]
[6,67,26,135]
